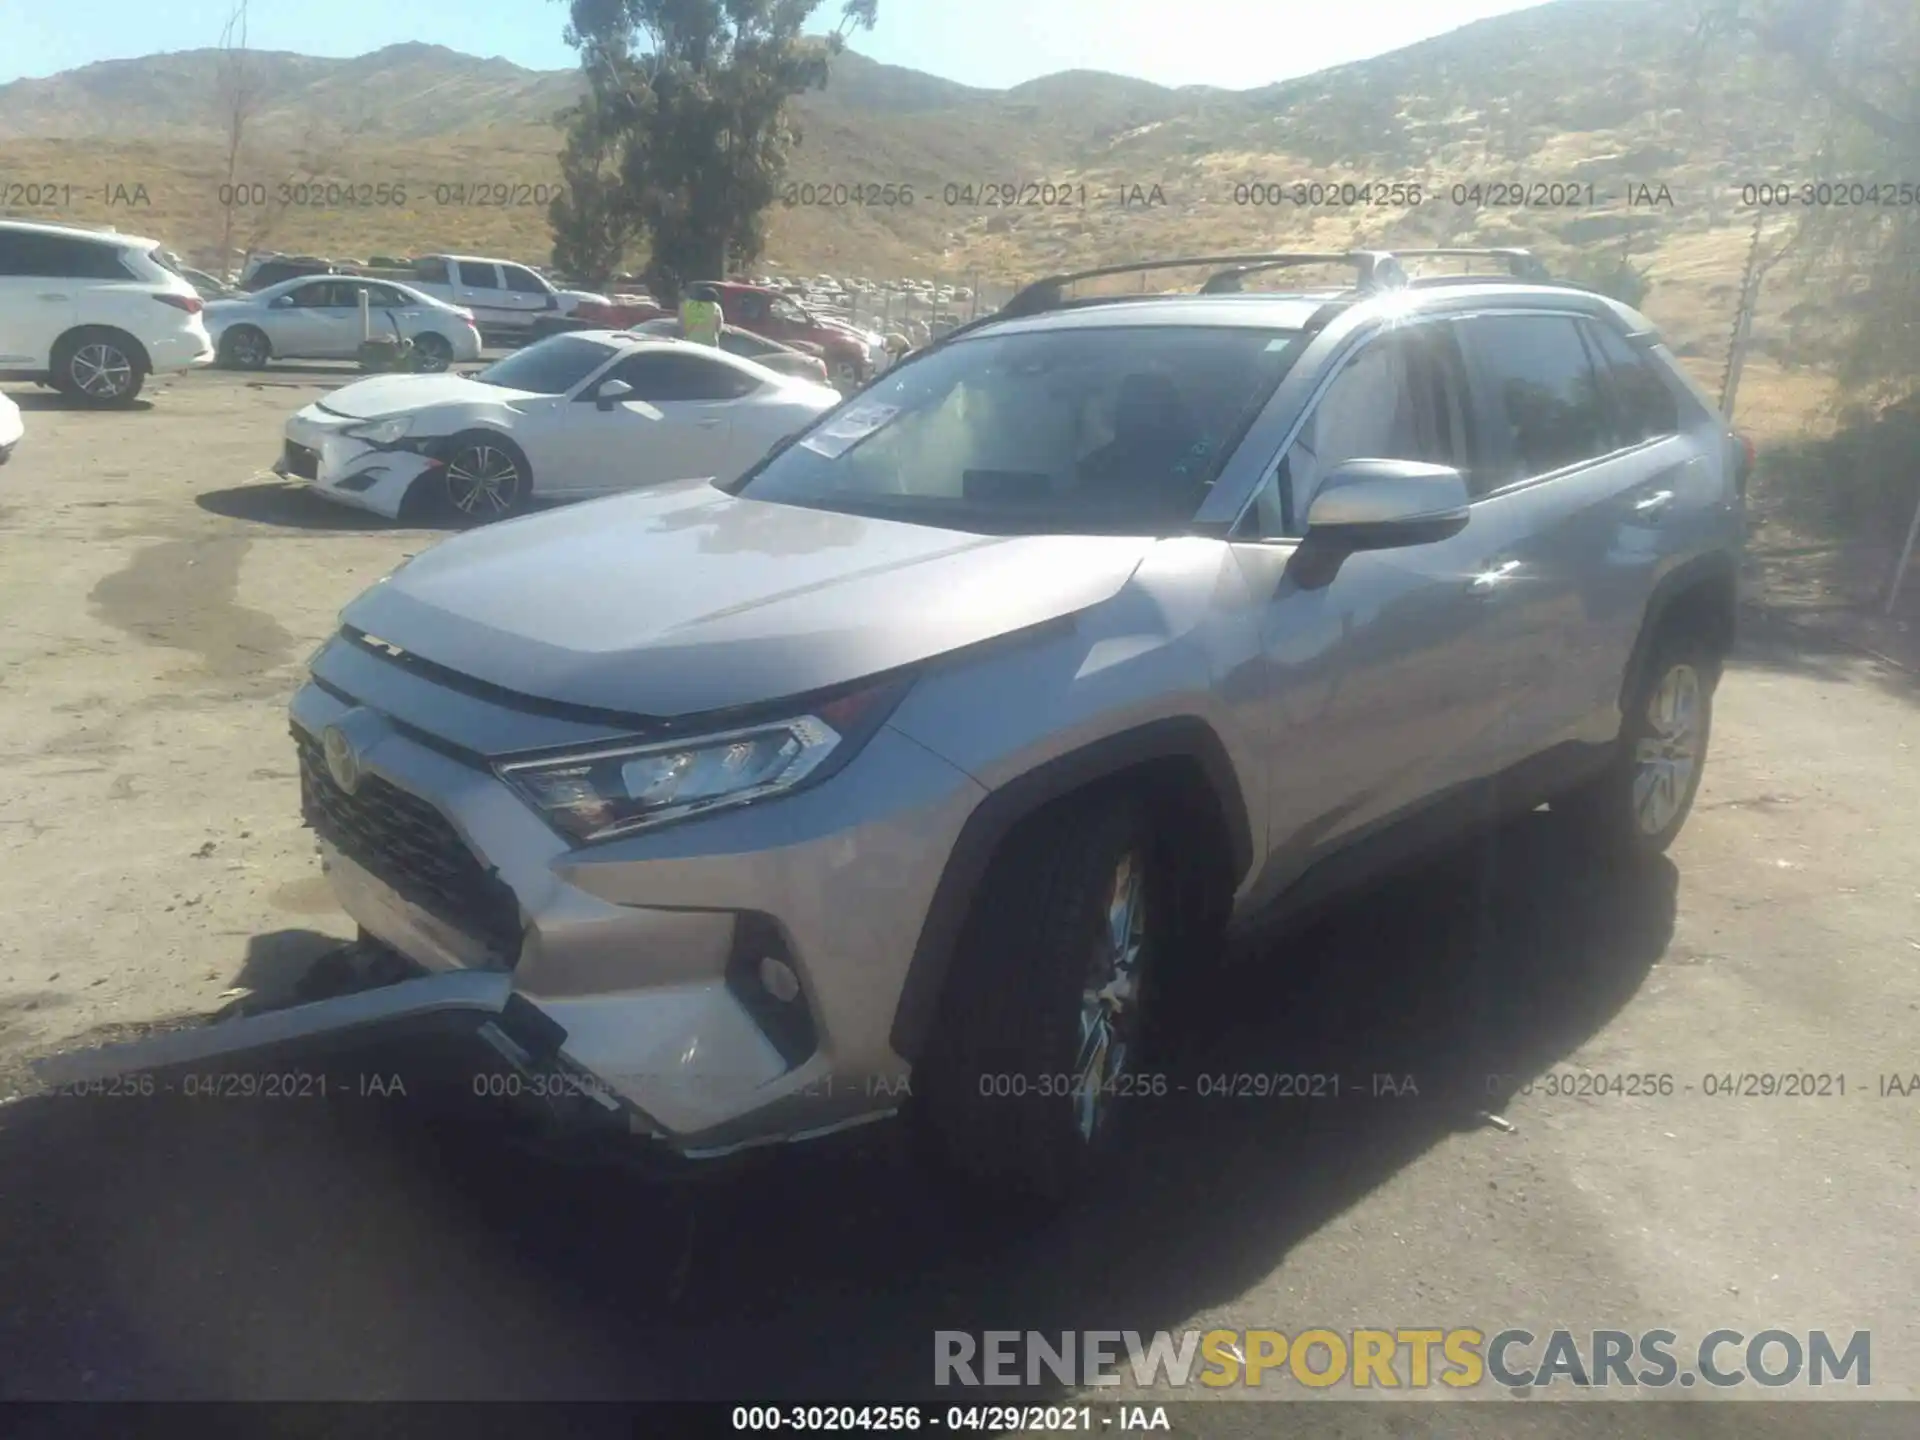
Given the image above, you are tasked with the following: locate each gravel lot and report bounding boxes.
[1,368,1917,1431]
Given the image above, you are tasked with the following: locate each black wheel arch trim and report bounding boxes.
[1619,550,1739,715]
[888,715,1253,1064]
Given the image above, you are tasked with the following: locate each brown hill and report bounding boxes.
[0,1,1852,413]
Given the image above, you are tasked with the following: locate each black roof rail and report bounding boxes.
[1383,247,1551,282]
[999,251,1408,318]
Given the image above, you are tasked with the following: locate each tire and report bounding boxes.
[432,430,531,524]
[51,329,147,406]
[915,790,1165,1205]
[411,332,453,372]
[219,325,272,370]
[1554,629,1717,859]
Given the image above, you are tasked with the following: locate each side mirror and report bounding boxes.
[595,378,634,411]
[271,294,297,308]
[1304,459,1471,548]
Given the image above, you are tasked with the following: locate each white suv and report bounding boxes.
[0,221,214,405]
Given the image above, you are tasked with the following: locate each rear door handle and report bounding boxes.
[1467,559,1522,596]
[38,292,70,301]
[1633,488,1676,521]
[696,418,721,429]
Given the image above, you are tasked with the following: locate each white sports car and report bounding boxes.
[0,389,21,465]
[275,331,842,522]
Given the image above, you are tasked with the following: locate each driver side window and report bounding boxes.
[1247,328,1453,538]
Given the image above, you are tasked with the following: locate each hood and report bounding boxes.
[317,373,527,419]
[815,316,880,345]
[557,290,610,312]
[339,480,1152,717]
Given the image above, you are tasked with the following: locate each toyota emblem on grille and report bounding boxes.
[322,724,362,794]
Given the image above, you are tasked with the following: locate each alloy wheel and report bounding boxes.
[71,343,133,399]
[444,445,523,519]
[1632,662,1702,835]
[1073,850,1148,1144]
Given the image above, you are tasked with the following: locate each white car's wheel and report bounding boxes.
[52,329,147,407]
[434,431,531,524]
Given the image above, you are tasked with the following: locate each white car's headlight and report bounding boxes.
[495,676,910,844]
[347,415,413,445]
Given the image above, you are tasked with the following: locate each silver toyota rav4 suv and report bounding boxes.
[48,249,1747,1201]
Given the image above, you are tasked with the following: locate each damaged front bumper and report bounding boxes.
[274,404,441,519]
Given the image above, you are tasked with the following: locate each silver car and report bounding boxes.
[44,249,1747,1203]
[206,276,484,372]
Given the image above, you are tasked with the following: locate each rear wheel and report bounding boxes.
[411,332,453,372]
[219,325,272,370]
[433,430,531,524]
[1555,630,1716,858]
[915,792,1163,1206]
[52,329,146,406]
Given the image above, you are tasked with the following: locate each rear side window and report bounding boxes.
[1457,313,1615,487]
[457,261,501,289]
[414,257,451,284]
[0,230,130,279]
[606,351,760,401]
[1584,321,1682,445]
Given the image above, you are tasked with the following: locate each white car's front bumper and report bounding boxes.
[277,403,440,520]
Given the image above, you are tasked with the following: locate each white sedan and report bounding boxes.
[207,276,483,372]
[0,389,20,465]
[275,331,842,522]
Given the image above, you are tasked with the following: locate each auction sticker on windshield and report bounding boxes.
[800,403,901,459]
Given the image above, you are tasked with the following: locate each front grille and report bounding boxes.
[295,727,523,964]
[282,439,319,480]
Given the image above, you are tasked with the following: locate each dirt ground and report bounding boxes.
[1,369,1918,1430]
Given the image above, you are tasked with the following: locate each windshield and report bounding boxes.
[472,335,618,394]
[733,324,1306,535]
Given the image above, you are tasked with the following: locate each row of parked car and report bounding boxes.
[0,220,903,409]
[44,241,1751,1211]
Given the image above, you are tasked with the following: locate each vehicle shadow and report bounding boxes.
[197,480,565,534]
[7,391,155,414]
[195,481,419,533]
[1734,604,1919,706]
[0,809,1685,1402]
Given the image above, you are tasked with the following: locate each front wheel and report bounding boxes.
[433,431,531,524]
[1555,632,1716,858]
[915,792,1163,1205]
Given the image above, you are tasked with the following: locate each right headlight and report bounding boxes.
[495,675,911,844]
[346,415,413,445]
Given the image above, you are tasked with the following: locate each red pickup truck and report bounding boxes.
[560,282,881,387]
[708,283,880,387]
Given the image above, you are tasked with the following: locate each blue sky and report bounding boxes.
[5,0,1552,89]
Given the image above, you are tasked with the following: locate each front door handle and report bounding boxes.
[696,418,721,429]
[1468,559,1522,596]
[38,293,70,301]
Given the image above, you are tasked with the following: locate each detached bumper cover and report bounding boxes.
[32,970,515,1089]
[275,404,440,518]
